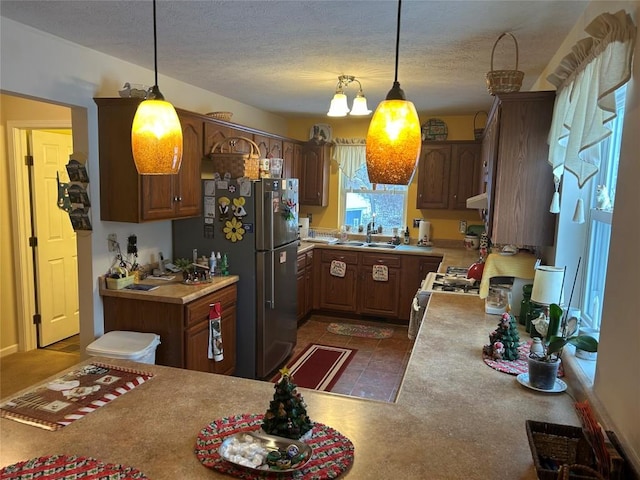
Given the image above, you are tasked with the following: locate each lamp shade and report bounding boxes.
[350,94,372,116]
[327,93,349,117]
[131,99,183,174]
[365,98,421,184]
[531,266,565,305]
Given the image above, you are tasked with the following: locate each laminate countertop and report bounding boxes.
[1,293,584,479]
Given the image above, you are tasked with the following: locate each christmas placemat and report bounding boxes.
[482,341,564,377]
[0,363,153,431]
[0,454,149,479]
[195,413,354,479]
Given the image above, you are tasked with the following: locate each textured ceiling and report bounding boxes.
[0,0,589,117]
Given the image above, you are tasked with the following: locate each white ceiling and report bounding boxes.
[0,0,589,118]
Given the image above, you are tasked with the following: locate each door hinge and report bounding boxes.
[29,236,38,247]
[25,155,34,166]
[33,313,41,325]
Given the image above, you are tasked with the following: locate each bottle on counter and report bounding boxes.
[519,284,533,326]
[209,251,217,277]
[404,227,410,245]
[221,253,229,276]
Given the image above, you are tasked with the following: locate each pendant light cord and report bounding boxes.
[394,0,401,84]
[153,0,158,87]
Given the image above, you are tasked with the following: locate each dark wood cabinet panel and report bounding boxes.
[103,284,237,375]
[483,91,556,246]
[450,143,482,209]
[300,139,330,206]
[417,141,481,210]
[397,256,442,321]
[283,141,299,180]
[358,254,401,318]
[417,144,451,209]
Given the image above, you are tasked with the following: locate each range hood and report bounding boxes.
[466,192,488,209]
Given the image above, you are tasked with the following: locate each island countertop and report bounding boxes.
[0,294,584,479]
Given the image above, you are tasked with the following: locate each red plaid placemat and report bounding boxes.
[482,341,564,377]
[195,413,354,479]
[1,363,153,431]
[0,454,149,479]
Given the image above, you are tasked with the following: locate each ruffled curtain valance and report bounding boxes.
[547,10,636,189]
[332,138,367,179]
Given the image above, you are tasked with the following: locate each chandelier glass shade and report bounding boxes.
[327,75,372,117]
[131,0,183,175]
[365,0,421,185]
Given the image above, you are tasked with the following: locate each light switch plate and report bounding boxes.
[459,220,467,234]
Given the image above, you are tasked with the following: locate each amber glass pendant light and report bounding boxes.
[131,0,183,175]
[365,0,421,185]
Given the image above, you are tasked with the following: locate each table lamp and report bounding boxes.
[529,266,566,338]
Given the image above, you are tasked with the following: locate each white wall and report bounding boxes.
[0,18,288,352]
[533,0,640,469]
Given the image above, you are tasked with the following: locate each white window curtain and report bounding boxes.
[546,10,636,219]
[332,138,366,180]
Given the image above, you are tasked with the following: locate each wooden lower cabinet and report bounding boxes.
[317,250,358,313]
[103,284,237,375]
[358,253,401,318]
[398,256,442,321]
[314,248,441,321]
[296,251,314,323]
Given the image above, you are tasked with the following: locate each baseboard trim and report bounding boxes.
[0,344,19,358]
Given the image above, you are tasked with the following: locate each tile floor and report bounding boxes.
[45,315,414,403]
[293,315,415,402]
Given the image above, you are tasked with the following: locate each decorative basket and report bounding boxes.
[206,111,233,122]
[106,274,135,290]
[486,32,524,95]
[473,111,488,139]
[526,421,626,480]
[209,136,260,179]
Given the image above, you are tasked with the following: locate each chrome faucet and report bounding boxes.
[366,221,375,243]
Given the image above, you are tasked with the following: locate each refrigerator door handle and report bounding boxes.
[266,251,275,309]
[265,191,275,251]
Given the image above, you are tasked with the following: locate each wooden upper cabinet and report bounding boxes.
[95,98,202,223]
[416,141,480,210]
[282,141,300,180]
[253,134,283,160]
[483,91,556,246]
[300,139,330,206]
[450,143,481,209]
[204,121,233,155]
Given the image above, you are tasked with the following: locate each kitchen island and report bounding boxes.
[1,293,586,479]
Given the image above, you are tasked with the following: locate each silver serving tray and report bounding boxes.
[219,430,312,472]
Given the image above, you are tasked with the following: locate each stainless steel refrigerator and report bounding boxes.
[172,178,298,379]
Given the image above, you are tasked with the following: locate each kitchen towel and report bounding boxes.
[208,303,224,362]
[479,253,537,298]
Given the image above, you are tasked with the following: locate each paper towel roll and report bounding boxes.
[299,218,309,239]
[418,220,430,242]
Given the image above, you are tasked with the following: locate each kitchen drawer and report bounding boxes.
[185,284,237,328]
[360,253,401,268]
[297,254,306,271]
[320,250,359,265]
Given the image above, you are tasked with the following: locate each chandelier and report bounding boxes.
[327,75,372,117]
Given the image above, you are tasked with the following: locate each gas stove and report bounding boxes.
[422,267,480,296]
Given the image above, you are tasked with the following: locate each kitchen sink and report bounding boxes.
[334,241,365,246]
[365,243,397,249]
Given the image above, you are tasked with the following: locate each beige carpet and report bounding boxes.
[1,349,80,399]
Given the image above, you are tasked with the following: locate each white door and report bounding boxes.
[31,130,79,346]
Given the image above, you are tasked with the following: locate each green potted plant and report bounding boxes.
[173,258,195,281]
[528,303,598,390]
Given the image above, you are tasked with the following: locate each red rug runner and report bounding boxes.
[273,344,356,392]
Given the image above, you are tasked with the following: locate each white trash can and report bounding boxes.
[86,331,161,364]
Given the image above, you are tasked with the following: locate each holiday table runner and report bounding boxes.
[0,454,149,479]
[195,413,354,479]
[1,363,153,431]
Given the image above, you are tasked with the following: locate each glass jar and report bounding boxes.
[519,284,533,326]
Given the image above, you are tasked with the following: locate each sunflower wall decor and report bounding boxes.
[224,217,245,242]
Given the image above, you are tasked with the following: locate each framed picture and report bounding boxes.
[421,118,448,141]
[309,123,332,142]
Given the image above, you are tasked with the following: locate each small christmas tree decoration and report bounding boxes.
[483,310,521,361]
[262,367,313,440]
